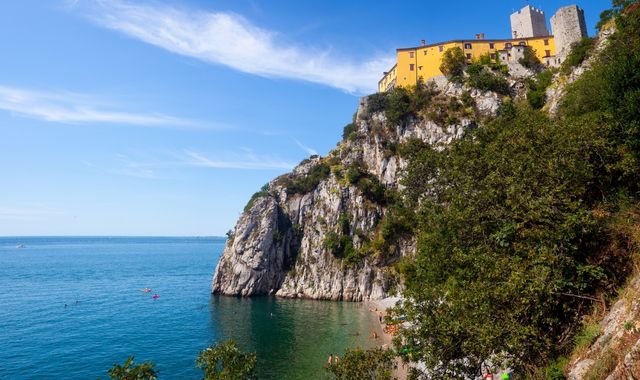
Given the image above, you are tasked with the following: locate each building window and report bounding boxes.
[423,50,427,55]
[418,66,423,70]
[544,39,549,46]
[464,43,472,49]
[490,53,496,60]
[438,45,444,52]
[545,50,551,57]
[489,42,495,49]
[505,43,512,49]
[409,64,414,71]
[519,41,526,46]
[409,51,414,58]
[466,53,472,59]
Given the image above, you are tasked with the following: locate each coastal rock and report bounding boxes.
[212,80,491,301]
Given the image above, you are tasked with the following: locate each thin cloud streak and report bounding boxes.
[184,150,295,170]
[79,1,393,93]
[0,85,201,128]
[294,139,318,156]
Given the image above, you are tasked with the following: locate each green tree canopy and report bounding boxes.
[107,356,157,380]
[325,347,396,380]
[440,47,466,82]
[196,340,257,380]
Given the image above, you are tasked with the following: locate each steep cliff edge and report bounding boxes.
[212,83,501,301]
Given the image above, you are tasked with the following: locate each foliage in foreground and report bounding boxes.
[197,340,257,380]
[107,356,158,380]
[393,4,640,376]
[325,347,396,380]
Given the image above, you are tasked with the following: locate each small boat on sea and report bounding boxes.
[140,288,152,293]
[16,244,25,249]
[152,294,160,300]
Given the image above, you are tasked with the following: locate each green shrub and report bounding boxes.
[345,162,387,204]
[325,348,396,380]
[385,86,413,127]
[541,356,568,380]
[519,46,542,69]
[584,349,618,380]
[342,123,356,141]
[366,92,388,115]
[560,37,595,74]
[323,214,364,264]
[466,66,510,95]
[107,356,157,380]
[440,47,466,82]
[197,340,257,380]
[244,184,270,212]
[574,321,601,353]
[526,69,554,109]
[597,0,636,30]
[282,162,331,195]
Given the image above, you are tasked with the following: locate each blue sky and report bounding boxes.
[0,0,609,236]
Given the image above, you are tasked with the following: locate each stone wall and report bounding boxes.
[551,5,588,60]
[510,5,549,39]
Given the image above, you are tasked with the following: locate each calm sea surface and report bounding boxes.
[0,237,378,379]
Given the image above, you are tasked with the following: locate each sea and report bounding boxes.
[0,236,380,379]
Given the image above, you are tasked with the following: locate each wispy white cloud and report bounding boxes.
[183,149,295,170]
[110,154,157,179]
[75,1,393,93]
[294,139,318,156]
[0,85,202,128]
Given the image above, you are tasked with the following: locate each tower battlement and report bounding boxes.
[510,5,550,38]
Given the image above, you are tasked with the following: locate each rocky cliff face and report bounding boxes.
[568,275,640,380]
[211,81,502,301]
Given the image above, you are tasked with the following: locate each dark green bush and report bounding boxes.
[244,184,270,212]
[345,163,387,204]
[561,37,595,74]
[440,47,466,82]
[466,67,510,95]
[519,46,542,69]
[282,162,331,195]
[366,92,388,115]
[342,123,356,140]
[325,348,395,380]
[526,69,554,109]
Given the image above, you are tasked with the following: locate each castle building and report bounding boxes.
[378,4,587,93]
[551,5,588,61]
[510,5,549,38]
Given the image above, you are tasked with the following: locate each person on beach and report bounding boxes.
[327,354,333,366]
[334,354,340,364]
[371,330,378,339]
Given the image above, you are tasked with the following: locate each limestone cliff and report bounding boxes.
[212,81,501,301]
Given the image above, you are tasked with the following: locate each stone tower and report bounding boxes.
[551,5,588,60]
[510,5,549,38]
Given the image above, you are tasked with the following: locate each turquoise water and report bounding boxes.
[0,237,378,379]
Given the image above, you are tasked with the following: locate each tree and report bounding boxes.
[197,340,257,380]
[597,0,637,30]
[396,105,612,376]
[518,46,541,69]
[107,356,157,380]
[439,47,466,82]
[325,347,396,380]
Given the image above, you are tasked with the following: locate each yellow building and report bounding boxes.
[378,36,556,92]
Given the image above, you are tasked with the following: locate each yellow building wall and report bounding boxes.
[377,64,397,92]
[382,36,556,91]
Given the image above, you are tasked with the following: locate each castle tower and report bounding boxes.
[510,5,549,38]
[551,5,588,60]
